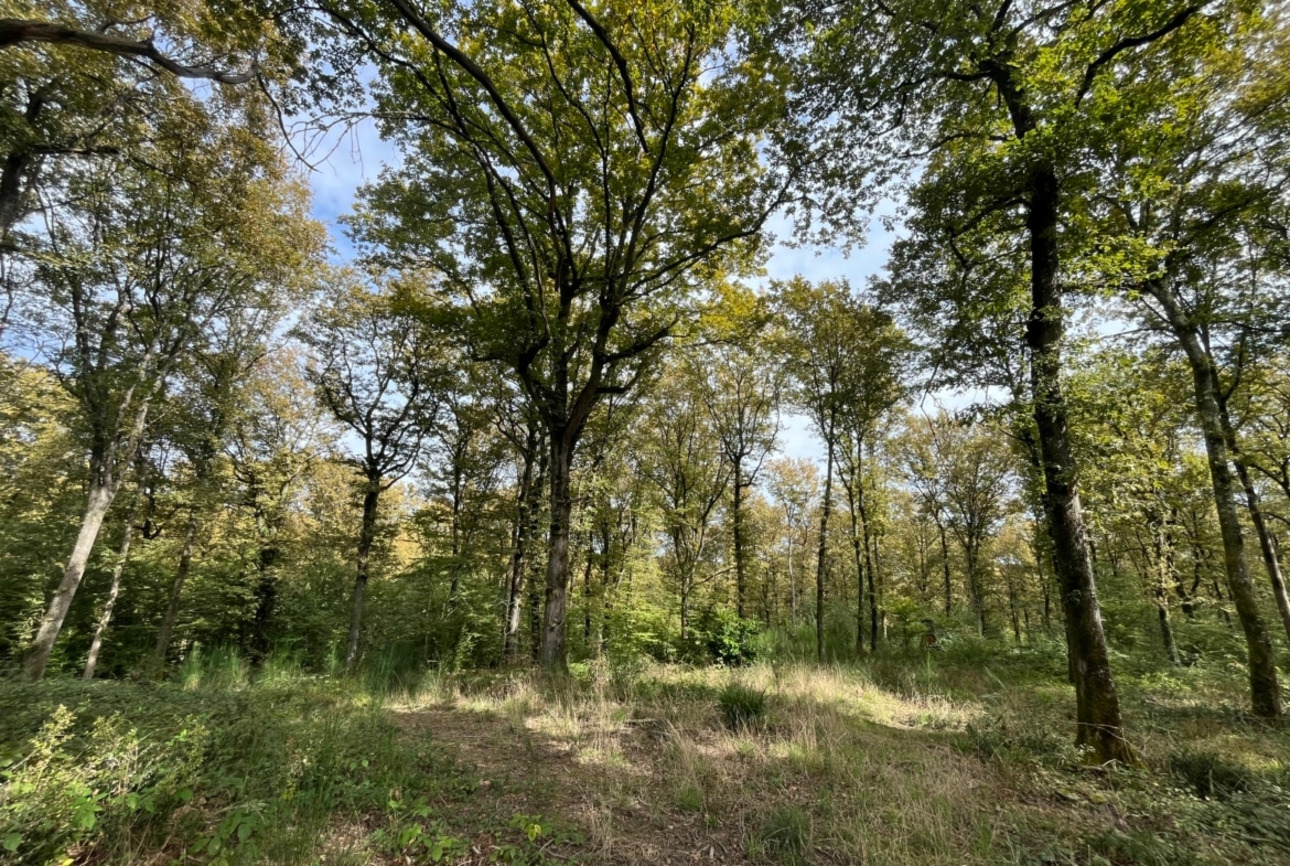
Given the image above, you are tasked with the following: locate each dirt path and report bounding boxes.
[390,703,750,864]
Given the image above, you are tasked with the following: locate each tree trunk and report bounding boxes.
[540,433,574,668]
[844,454,867,656]
[1149,282,1281,719]
[732,464,747,619]
[1026,164,1135,763]
[965,541,986,637]
[1151,520,1180,665]
[504,429,538,661]
[1220,408,1290,650]
[83,495,142,680]
[25,477,116,680]
[787,529,797,625]
[815,430,835,663]
[346,480,381,672]
[936,516,952,616]
[149,509,199,677]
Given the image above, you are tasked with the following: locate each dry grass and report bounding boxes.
[381,657,1290,865]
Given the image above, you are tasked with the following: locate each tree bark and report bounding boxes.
[815,428,835,663]
[346,480,381,671]
[1026,164,1135,763]
[540,433,574,668]
[504,427,538,661]
[1219,406,1290,650]
[83,495,142,680]
[732,464,747,619]
[936,516,952,616]
[1148,282,1281,719]
[25,477,116,680]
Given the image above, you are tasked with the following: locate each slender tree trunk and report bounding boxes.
[527,447,548,662]
[504,431,538,661]
[816,430,835,663]
[1221,411,1290,649]
[346,480,381,672]
[26,477,116,680]
[1026,165,1134,763]
[844,456,867,656]
[787,528,797,626]
[84,495,142,680]
[541,434,574,668]
[732,464,747,619]
[150,508,198,677]
[869,528,881,650]
[936,516,952,616]
[583,528,596,645]
[1007,573,1022,644]
[1151,520,1180,665]
[965,541,986,637]
[1150,283,1281,719]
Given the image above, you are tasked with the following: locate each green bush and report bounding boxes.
[682,609,760,666]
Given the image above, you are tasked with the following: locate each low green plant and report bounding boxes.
[717,682,768,731]
[755,805,811,864]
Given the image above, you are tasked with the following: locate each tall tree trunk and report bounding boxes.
[150,508,198,677]
[541,433,574,668]
[815,429,835,663]
[844,451,866,656]
[1026,165,1135,763]
[869,526,881,650]
[504,430,538,661]
[83,495,142,680]
[965,541,986,637]
[787,528,797,625]
[1219,407,1290,650]
[1151,519,1180,665]
[936,516,952,616]
[732,463,747,619]
[1149,283,1281,719]
[26,476,116,680]
[346,480,381,672]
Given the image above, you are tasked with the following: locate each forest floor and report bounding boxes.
[3,644,1290,865]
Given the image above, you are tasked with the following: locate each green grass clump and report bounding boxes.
[755,804,811,863]
[717,682,768,731]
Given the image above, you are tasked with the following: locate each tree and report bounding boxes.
[699,291,781,621]
[776,277,891,661]
[640,362,730,642]
[1082,10,1290,713]
[785,0,1240,759]
[297,278,446,671]
[18,101,317,680]
[337,0,789,667]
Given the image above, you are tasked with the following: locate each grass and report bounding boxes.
[2,644,1289,864]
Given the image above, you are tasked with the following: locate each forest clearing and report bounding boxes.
[4,0,1290,863]
[4,645,1290,865]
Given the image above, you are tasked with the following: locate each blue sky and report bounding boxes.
[302,119,901,464]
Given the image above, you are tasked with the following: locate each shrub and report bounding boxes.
[717,683,768,731]
[682,609,760,666]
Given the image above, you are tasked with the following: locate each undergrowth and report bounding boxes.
[2,642,1288,865]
